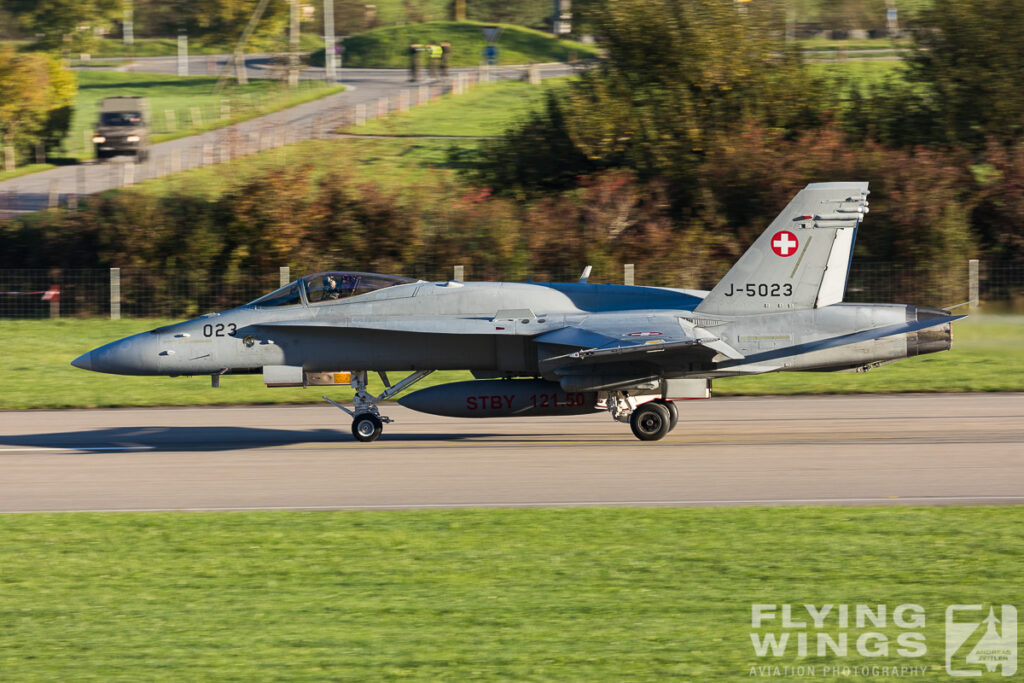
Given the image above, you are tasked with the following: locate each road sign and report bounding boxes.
[481,26,502,43]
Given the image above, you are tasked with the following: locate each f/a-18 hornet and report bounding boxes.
[73,182,962,442]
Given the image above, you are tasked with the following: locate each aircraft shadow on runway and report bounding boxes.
[0,426,504,452]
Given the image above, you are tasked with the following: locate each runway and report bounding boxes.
[0,393,1022,513]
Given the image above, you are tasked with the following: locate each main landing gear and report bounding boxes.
[323,369,434,442]
[608,393,680,441]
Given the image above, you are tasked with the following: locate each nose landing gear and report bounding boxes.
[352,412,384,442]
[322,369,435,442]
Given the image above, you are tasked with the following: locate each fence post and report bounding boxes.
[110,267,121,320]
[624,263,635,286]
[280,266,290,288]
[453,265,464,281]
[354,103,366,125]
[47,179,59,209]
[969,258,980,309]
[49,268,61,319]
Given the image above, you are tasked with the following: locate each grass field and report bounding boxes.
[118,77,566,201]
[0,71,343,181]
[0,316,1019,410]
[808,58,906,87]
[68,71,344,158]
[347,76,569,137]
[1,506,1020,680]
[308,21,600,68]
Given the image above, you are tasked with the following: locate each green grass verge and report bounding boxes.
[0,317,1020,410]
[61,71,343,161]
[798,37,913,51]
[0,162,58,183]
[120,78,564,200]
[309,21,600,68]
[808,58,906,87]
[1,506,1021,680]
[345,76,569,137]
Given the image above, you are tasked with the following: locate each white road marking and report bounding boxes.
[4,495,1024,514]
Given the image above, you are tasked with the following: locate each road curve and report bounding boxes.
[0,393,1022,513]
[0,61,576,219]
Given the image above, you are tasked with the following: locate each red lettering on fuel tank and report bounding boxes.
[504,395,514,409]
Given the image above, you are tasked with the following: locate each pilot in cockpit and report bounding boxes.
[322,274,340,300]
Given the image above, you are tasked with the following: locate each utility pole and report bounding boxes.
[177,27,188,76]
[323,0,336,81]
[289,0,300,88]
[123,0,134,46]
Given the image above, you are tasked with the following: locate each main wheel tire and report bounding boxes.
[351,412,383,442]
[629,402,671,441]
[653,399,679,431]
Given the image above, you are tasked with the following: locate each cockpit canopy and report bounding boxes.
[247,271,418,308]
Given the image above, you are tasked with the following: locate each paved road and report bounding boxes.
[0,60,576,219]
[1,393,1021,513]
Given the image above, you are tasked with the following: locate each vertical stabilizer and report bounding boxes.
[695,182,868,315]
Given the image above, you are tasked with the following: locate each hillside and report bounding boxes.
[309,21,599,68]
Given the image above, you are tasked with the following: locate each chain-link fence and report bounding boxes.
[2,261,1022,319]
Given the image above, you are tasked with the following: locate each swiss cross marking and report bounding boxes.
[771,231,799,257]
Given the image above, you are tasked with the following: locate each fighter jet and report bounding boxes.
[72,182,962,441]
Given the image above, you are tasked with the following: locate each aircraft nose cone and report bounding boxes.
[71,351,93,371]
[70,334,158,375]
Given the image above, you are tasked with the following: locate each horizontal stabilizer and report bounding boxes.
[717,314,964,370]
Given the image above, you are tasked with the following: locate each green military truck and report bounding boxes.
[92,97,151,162]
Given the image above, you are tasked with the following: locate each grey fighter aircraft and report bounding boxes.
[72,182,962,441]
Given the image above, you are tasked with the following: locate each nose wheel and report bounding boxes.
[322,369,435,442]
[352,413,384,442]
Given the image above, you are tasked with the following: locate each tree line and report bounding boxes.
[0,47,76,170]
[3,0,1023,309]
[467,0,1024,270]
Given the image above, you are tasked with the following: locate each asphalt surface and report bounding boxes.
[1,393,1022,513]
[0,59,576,218]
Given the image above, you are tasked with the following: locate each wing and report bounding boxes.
[534,313,745,365]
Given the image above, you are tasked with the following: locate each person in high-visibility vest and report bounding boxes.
[428,43,443,78]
